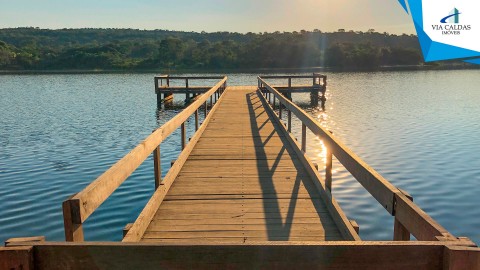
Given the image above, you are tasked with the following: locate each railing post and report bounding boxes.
[204,101,208,118]
[325,146,333,192]
[195,109,199,131]
[210,95,213,106]
[394,190,413,241]
[325,130,333,192]
[279,102,282,118]
[181,122,186,150]
[288,110,292,132]
[301,123,306,152]
[152,130,161,189]
[185,78,189,89]
[153,146,161,189]
[273,96,276,110]
[62,198,84,242]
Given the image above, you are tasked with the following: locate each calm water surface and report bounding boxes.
[0,71,479,243]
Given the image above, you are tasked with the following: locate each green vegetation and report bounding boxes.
[0,27,430,71]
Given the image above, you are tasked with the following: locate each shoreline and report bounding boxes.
[0,64,478,75]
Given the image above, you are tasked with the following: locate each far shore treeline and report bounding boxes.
[0,28,470,72]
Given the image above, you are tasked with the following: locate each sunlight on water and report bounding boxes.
[0,70,479,244]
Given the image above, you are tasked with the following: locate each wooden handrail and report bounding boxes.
[258,77,459,242]
[155,76,225,80]
[63,76,227,241]
[260,74,327,87]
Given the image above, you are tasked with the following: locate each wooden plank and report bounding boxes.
[147,217,331,226]
[7,242,458,270]
[142,230,336,239]
[0,246,33,270]
[164,194,321,200]
[5,236,45,246]
[146,224,337,234]
[148,212,328,220]
[121,83,228,242]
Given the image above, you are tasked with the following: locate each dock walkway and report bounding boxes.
[142,86,343,243]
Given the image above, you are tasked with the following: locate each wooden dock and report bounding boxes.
[2,76,479,269]
[139,86,349,243]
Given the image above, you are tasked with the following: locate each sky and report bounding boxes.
[0,0,415,34]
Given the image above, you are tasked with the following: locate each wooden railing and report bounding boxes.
[259,73,327,89]
[257,76,466,243]
[62,77,227,242]
[155,75,225,89]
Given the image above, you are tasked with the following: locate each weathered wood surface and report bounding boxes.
[139,86,347,243]
[4,241,480,270]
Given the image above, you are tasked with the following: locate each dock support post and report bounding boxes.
[311,91,319,106]
[301,124,306,152]
[394,190,413,241]
[181,123,186,150]
[288,110,292,132]
[195,109,199,131]
[155,77,161,107]
[153,130,161,189]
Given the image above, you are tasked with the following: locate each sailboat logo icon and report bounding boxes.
[440,8,461,24]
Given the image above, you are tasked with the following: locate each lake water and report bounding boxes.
[1,70,479,244]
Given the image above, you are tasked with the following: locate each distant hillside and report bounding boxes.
[0,27,433,71]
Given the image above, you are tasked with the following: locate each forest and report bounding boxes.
[0,27,433,71]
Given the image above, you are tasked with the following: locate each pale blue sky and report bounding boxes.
[0,0,415,34]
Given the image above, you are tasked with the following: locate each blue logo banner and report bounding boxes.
[397,0,480,64]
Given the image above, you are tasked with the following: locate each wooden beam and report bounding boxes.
[195,109,199,131]
[6,241,465,270]
[123,223,133,238]
[5,236,45,247]
[0,246,33,270]
[444,245,480,270]
[153,145,161,189]
[350,220,360,234]
[394,189,412,241]
[62,197,84,242]
[301,123,306,152]
[181,123,186,150]
[287,110,292,132]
